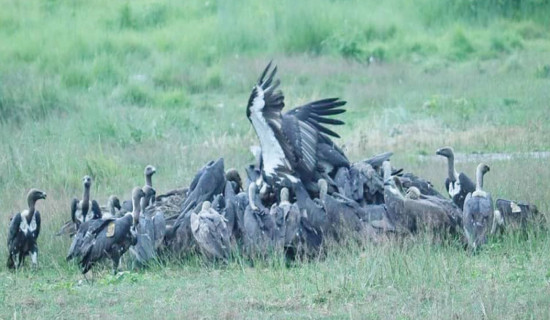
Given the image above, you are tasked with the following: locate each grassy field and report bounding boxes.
[1,0,550,318]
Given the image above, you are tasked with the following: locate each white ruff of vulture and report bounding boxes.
[246,62,349,189]
[7,189,47,269]
[462,163,493,250]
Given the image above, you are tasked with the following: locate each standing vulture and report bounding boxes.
[462,163,493,250]
[190,201,231,262]
[436,147,475,209]
[71,176,102,229]
[68,187,144,274]
[7,189,47,269]
[243,183,278,258]
[131,185,165,264]
[246,62,349,191]
[58,194,119,236]
[164,159,226,256]
[121,165,157,213]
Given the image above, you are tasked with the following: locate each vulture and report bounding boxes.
[179,158,226,216]
[406,187,461,235]
[164,159,226,256]
[334,152,395,206]
[463,163,493,250]
[276,188,301,245]
[225,168,243,194]
[7,189,47,269]
[131,185,166,264]
[436,147,475,209]
[121,165,157,213]
[493,199,542,233]
[143,190,167,251]
[190,201,231,261]
[317,179,369,242]
[71,175,102,229]
[243,183,279,258]
[398,172,445,199]
[290,180,325,254]
[382,161,452,238]
[292,180,327,233]
[246,62,349,191]
[57,194,120,237]
[276,188,302,259]
[67,187,144,274]
[101,195,122,219]
[219,180,247,240]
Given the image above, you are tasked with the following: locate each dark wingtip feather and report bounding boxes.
[311,115,345,125]
[316,125,341,138]
[258,61,273,84]
[316,109,346,116]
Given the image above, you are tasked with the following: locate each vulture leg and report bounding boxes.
[17,253,24,269]
[111,250,121,275]
[30,246,38,270]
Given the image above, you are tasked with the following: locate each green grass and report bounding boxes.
[1,0,550,318]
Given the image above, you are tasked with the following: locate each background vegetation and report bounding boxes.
[1,0,549,318]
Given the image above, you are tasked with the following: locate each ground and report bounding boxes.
[1,0,550,318]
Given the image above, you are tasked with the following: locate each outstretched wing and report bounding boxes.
[246,62,296,178]
[246,61,285,122]
[286,98,346,138]
[247,62,347,182]
[281,98,347,177]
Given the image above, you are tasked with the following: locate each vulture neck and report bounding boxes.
[82,185,90,209]
[318,182,328,202]
[26,196,36,221]
[132,197,142,226]
[475,167,485,191]
[382,162,392,183]
[109,199,117,216]
[145,174,153,188]
[445,154,457,182]
[82,186,90,205]
[392,178,406,201]
[248,183,259,210]
[280,188,290,205]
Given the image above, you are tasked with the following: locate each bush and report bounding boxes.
[449,29,475,61]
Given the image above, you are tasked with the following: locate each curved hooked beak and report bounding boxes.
[41,193,47,200]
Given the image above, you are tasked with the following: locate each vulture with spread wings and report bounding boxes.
[246,62,349,190]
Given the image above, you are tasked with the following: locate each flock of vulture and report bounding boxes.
[7,63,543,274]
